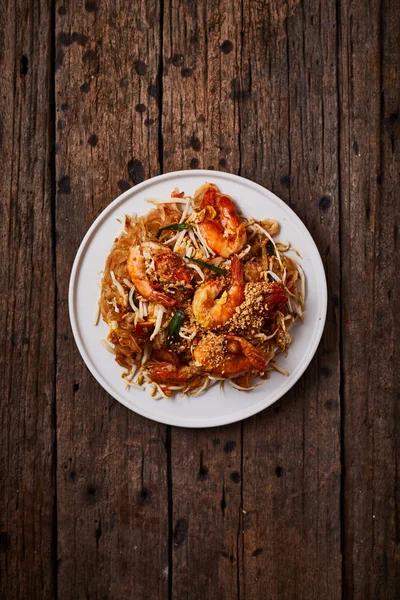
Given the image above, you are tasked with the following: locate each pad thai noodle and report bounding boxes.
[97,183,305,399]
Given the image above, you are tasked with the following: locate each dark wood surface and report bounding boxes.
[0,0,398,598]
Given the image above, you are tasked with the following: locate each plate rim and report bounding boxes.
[69,169,328,428]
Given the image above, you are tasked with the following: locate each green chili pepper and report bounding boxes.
[266,240,275,256]
[267,273,274,282]
[166,309,185,348]
[184,256,227,276]
[156,223,189,238]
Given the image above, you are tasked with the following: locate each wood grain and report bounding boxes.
[1,0,399,597]
[339,0,400,596]
[55,2,168,598]
[239,0,342,597]
[0,1,55,598]
[162,0,242,173]
[162,1,244,597]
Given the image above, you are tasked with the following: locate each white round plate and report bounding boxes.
[69,170,327,428]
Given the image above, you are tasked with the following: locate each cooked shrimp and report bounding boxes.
[243,258,265,282]
[150,242,192,286]
[193,333,265,376]
[196,184,247,257]
[192,255,244,328]
[147,361,197,385]
[265,282,288,311]
[127,242,193,308]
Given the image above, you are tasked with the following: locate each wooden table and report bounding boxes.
[1,0,399,598]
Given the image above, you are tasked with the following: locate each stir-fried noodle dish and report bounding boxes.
[97,183,305,399]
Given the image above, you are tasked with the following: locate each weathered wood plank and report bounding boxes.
[168,428,243,599]
[162,1,243,597]
[339,0,400,596]
[0,1,55,598]
[162,0,241,173]
[55,2,168,598]
[239,0,342,597]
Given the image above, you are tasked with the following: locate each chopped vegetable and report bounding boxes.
[166,309,185,348]
[266,240,275,256]
[128,287,139,309]
[184,256,227,276]
[156,223,189,238]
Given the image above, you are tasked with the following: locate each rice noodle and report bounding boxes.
[110,270,126,299]
[289,247,303,258]
[93,295,101,325]
[124,379,143,389]
[185,245,194,258]
[141,343,151,365]
[152,382,169,398]
[187,228,201,252]
[228,380,261,391]
[145,197,190,204]
[267,270,281,282]
[290,297,303,320]
[256,329,278,341]
[150,307,164,340]
[252,223,283,270]
[166,385,186,390]
[179,201,191,223]
[139,300,144,319]
[186,262,205,281]
[163,233,180,245]
[297,264,306,303]
[270,362,289,376]
[100,339,116,354]
[276,241,290,251]
[187,377,210,396]
[178,327,197,340]
[123,365,138,382]
[247,229,257,242]
[238,245,251,259]
[194,224,216,256]
[173,228,189,253]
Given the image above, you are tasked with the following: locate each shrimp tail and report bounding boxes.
[231,254,244,284]
[244,346,266,372]
[149,290,177,308]
[265,282,287,311]
[226,335,265,372]
[199,186,217,210]
[196,185,247,257]
[147,361,196,384]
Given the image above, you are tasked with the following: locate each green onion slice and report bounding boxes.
[128,287,139,308]
[266,240,275,256]
[156,223,189,238]
[184,256,227,276]
[166,309,185,348]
